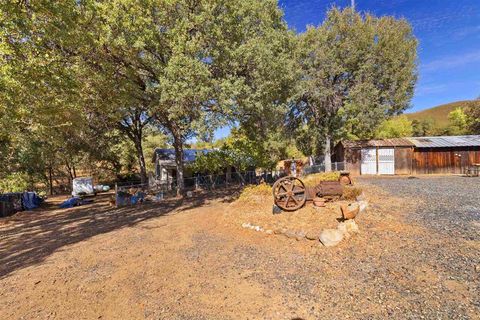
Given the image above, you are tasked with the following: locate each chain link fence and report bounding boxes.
[115,170,286,207]
[301,162,346,175]
[115,161,347,207]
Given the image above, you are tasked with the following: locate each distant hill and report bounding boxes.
[405,100,472,129]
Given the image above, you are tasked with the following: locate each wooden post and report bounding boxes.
[115,183,118,208]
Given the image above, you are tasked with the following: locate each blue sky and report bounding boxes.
[214,0,480,140]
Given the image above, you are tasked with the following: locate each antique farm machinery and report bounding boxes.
[272,172,352,211]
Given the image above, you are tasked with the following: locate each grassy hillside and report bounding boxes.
[405,100,472,129]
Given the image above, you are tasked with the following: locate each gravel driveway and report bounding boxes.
[360,175,480,240]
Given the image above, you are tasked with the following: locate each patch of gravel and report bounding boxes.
[359,176,480,241]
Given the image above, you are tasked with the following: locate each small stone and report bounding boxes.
[344,220,359,233]
[319,229,344,247]
[273,228,283,234]
[241,222,250,228]
[305,231,319,241]
[337,220,359,235]
[356,193,366,201]
[272,205,283,215]
[475,265,480,273]
[357,200,368,214]
[285,230,297,239]
[265,229,273,235]
[296,231,306,241]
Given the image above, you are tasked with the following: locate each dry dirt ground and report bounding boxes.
[0,176,479,320]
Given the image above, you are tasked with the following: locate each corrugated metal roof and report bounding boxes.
[341,135,480,149]
[407,135,480,148]
[342,138,414,148]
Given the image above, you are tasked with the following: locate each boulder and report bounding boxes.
[319,229,344,247]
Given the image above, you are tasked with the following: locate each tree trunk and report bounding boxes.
[324,133,332,172]
[172,131,185,197]
[49,166,54,196]
[133,136,148,185]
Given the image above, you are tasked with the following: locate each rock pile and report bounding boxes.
[242,199,368,247]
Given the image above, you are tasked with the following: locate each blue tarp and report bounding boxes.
[21,192,43,210]
[59,197,83,209]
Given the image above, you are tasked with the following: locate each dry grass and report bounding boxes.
[237,183,272,202]
[302,171,341,187]
[342,185,363,200]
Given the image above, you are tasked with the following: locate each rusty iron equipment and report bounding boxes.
[272,172,352,211]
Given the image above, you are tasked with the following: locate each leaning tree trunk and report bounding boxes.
[133,136,148,185]
[172,130,185,197]
[324,133,332,172]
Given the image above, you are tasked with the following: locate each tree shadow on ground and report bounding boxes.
[0,188,240,279]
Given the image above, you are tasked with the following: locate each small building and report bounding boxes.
[333,135,480,175]
[152,148,239,187]
[152,149,211,183]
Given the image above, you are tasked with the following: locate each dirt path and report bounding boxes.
[1,179,479,319]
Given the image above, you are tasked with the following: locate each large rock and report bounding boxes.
[319,229,344,247]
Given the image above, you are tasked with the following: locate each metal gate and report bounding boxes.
[361,148,377,175]
[378,148,395,175]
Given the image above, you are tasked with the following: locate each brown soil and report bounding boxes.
[0,182,478,319]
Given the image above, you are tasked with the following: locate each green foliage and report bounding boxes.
[1,0,294,192]
[0,173,30,193]
[375,115,413,138]
[466,99,480,134]
[446,108,470,135]
[290,8,418,158]
[412,118,435,136]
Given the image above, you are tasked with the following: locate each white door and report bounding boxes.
[378,148,395,175]
[361,148,377,175]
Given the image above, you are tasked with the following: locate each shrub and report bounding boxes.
[342,185,363,200]
[0,173,30,193]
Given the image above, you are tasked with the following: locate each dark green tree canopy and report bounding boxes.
[289,8,417,168]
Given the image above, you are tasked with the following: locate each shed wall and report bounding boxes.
[394,147,413,175]
[412,147,480,174]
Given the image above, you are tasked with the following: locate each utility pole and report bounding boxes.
[351,0,355,10]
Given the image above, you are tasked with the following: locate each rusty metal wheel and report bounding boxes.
[272,176,307,211]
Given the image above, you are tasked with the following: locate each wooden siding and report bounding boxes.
[394,147,413,175]
[412,147,480,174]
[336,144,480,175]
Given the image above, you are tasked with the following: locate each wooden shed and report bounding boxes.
[333,135,480,175]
